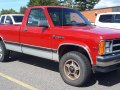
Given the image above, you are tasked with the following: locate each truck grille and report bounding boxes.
[112,39,120,52]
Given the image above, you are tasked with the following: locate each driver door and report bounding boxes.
[20,8,52,59]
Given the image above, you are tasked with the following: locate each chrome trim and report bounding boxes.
[4,40,59,61]
[4,41,93,63]
[4,40,57,51]
[113,44,120,47]
[113,50,120,53]
[110,40,113,53]
[4,40,20,45]
[21,43,53,51]
[58,43,93,64]
[96,60,120,67]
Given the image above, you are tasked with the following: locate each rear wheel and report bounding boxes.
[59,51,92,86]
[0,41,10,62]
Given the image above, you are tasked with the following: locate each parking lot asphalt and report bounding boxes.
[0,52,120,90]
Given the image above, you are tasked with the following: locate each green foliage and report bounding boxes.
[0,9,18,15]
[75,0,99,11]
[20,7,27,14]
[27,0,60,7]
[0,0,99,16]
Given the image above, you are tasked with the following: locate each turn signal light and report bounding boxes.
[99,41,105,55]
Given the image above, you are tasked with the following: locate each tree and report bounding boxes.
[20,7,27,14]
[27,0,60,7]
[0,9,18,15]
[75,0,99,11]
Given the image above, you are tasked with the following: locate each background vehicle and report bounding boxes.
[95,12,120,29]
[0,14,24,25]
[0,6,120,87]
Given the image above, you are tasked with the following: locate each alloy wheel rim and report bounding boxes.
[64,59,80,80]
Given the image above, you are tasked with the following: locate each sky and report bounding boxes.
[0,0,29,12]
[94,0,120,9]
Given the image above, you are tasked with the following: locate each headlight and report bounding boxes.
[105,41,112,53]
[99,40,112,55]
[106,42,111,47]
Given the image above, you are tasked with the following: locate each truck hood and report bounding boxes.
[57,26,120,40]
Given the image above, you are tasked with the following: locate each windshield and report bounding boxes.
[47,7,91,26]
[13,16,24,23]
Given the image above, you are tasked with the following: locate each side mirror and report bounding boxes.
[5,20,12,24]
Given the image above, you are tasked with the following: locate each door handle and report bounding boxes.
[24,28,28,32]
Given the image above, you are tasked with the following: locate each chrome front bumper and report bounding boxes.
[93,53,120,72]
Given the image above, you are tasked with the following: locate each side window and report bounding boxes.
[0,16,5,24]
[27,9,48,26]
[49,12,61,26]
[99,15,113,23]
[5,16,13,24]
[115,14,120,23]
[64,12,85,25]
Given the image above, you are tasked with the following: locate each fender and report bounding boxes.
[57,43,93,64]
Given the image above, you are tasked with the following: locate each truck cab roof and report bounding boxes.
[28,6,71,9]
[1,14,24,16]
[0,14,24,25]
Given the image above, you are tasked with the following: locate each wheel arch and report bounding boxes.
[58,43,93,64]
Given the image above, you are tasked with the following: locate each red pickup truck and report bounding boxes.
[0,6,120,86]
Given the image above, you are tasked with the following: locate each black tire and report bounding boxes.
[59,51,92,87]
[0,41,10,62]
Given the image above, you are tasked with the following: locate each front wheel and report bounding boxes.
[0,41,10,62]
[59,51,92,87]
